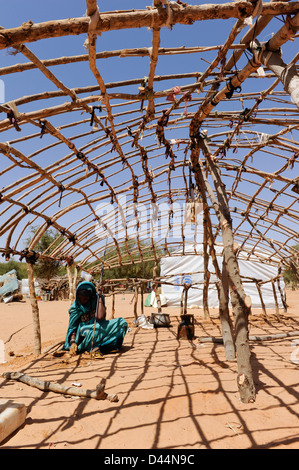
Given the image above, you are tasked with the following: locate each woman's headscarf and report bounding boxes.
[63,281,98,350]
[74,281,97,315]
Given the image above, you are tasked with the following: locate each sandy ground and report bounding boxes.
[0,288,298,450]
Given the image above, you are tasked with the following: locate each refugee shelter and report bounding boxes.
[0,1,298,404]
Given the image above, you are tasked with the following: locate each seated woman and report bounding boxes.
[63,281,128,356]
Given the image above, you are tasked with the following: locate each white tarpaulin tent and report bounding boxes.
[20,279,41,298]
[160,244,285,309]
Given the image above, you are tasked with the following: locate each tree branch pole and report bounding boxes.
[224,0,292,72]
[1,371,118,402]
[111,285,115,319]
[202,203,210,319]
[196,137,256,403]
[189,154,235,361]
[252,45,299,109]
[1,2,298,50]
[153,260,162,313]
[271,279,280,317]
[26,259,42,356]
[133,279,138,320]
[0,3,256,50]
[66,257,76,304]
[198,330,299,343]
[140,283,144,317]
[248,11,299,109]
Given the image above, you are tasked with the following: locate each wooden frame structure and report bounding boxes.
[0,1,298,402]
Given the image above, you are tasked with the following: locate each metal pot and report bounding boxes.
[150,313,171,327]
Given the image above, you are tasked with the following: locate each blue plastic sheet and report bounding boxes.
[0,269,19,297]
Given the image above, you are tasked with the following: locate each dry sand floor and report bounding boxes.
[0,289,298,450]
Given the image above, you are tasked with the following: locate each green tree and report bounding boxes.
[0,259,28,279]
[91,238,162,282]
[283,244,299,288]
[25,227,63,280]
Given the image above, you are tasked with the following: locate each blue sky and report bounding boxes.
[1,1,296,111]
[0,1,298,261]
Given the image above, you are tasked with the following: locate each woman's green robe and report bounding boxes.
[63,281,128,354]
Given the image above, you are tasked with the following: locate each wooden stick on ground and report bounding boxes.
[1,371,119,402]
[197,330,299,343]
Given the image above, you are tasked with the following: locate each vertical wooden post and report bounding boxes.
[271,279,280,317]
[196,137,255,403]
[202,208,210,319]
[73,266,79,295]
[133,279,138,320]
[66,263,72,303]
[190,156,235,361]
[156,287,162,313]
[220,259,235,361]
[111,285,115,319]
[256,281,267,317]
[66,257,76,304]
[277,268,287,312]
[140,283,144,316]
[153,260,162,313]
[26,260,41,356]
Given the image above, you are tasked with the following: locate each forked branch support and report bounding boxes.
[1,371,119,402]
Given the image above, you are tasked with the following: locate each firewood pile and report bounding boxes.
[38,276,73,301]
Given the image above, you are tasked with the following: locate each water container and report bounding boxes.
[0,400,27,443]
[177,314,194,340]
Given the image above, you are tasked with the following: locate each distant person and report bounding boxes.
[63,281,128,357]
